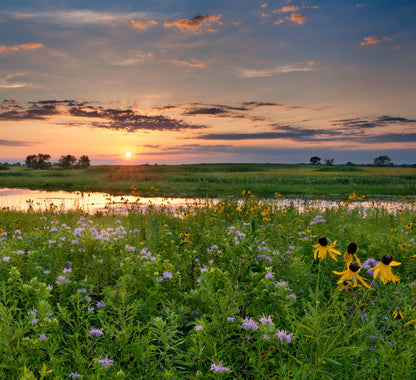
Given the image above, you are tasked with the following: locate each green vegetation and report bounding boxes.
[0,164,415,199]
[0,198,415,378]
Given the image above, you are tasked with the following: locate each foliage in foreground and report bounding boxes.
[0,196,415,379]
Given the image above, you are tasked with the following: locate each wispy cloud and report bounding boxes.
[111,51,154,66]
[194,127,338,142]
[236,63,314,78]
[0,100,207,132]
[131,17,158,30]
[0,139,33,146]
[159,101,319,120]
[172,58,205,68]
[361,36,391,46]
[0,73,39,89]
[0,42,43,55]
[144,144,236,155]
[5,10,148,27]
[164,14,222,32]
[331,115,416,129]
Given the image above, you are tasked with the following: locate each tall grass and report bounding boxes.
[0,196,415,378]
[0,164,415,198]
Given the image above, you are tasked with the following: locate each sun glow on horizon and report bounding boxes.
[125,152,132,159]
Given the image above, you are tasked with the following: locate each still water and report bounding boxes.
[0,188,414,214]
[0,188,202,213]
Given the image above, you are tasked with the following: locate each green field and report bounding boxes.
[1,164,415,198]
[0,198,415,378]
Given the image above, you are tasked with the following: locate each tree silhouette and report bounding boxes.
[374,155,392,166]
[58,155,77,169]
[76,155,91,169]
[310,156,321,165]
[25,154,51,169]
[324,158,334,166]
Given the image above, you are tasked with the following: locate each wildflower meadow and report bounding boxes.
[0,194,415,379]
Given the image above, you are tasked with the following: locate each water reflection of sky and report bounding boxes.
[0,188,415,214]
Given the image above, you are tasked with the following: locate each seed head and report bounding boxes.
[347,243,358,254]
[349,261,360,272]
[318,237,328,246]
[382,255,393,265]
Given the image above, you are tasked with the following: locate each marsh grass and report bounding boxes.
[0,164,415,198]
[0,195,415,378]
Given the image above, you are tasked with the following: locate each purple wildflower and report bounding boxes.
[88,307,95,312]
[38,334,48,341]
[74,228,83,236]
[162,271,173,279]
[96,301,105,308]
[89,328,103,337]
[259,315,273,325]
[242,317,258,330]
[69,372,81,378]
[265,271,274,279]
[276,330,293,345]
[210,362,230,373]
[98,356,113,370]
[227,317,236,322]
[2,256,10,261]
[56,276,69,285]
[194,324,203,330]
[275,281,289,288]
[361,258,379,276]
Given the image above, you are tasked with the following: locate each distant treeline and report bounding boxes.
[23,154,91,170]
[0,154,415,170]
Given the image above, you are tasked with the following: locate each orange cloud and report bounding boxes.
[361,36,391,46]
[172,58,205,68]
[164,15,221,31]
[0,42,43,54]
[287,13,306,25]
[280,6,299,13]
[131,18,158,30]
[261,3,268,8]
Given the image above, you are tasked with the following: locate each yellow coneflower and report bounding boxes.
[333,262,370,289]
[393,309,404,319]
[313,237,342,261]
[344,242,361,266]
[370,255,401,284]
[339,280,353,291]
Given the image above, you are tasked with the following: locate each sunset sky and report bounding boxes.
[1,0,415,165]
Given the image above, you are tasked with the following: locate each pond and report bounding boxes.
[0,188,204,213]
[0,187,415,214]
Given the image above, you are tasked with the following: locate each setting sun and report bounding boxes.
[125,152,132,159]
